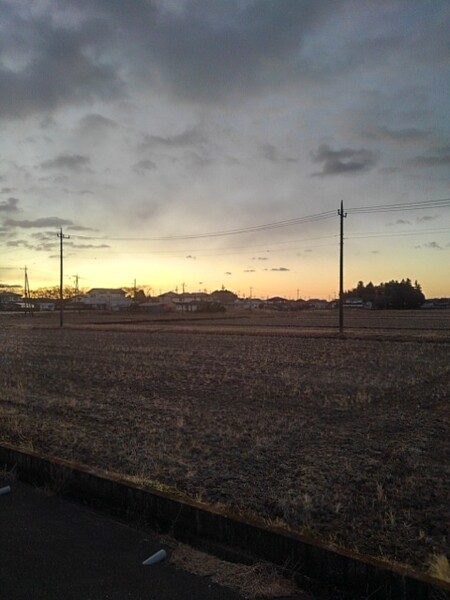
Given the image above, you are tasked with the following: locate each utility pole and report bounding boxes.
[23,266,32,317]
[182,282,186,294]
[74,274,79,296]
[338,201,347,334]
[58,228,70,328]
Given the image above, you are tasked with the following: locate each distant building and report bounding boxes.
[0,291,22,310]
[83,288,132,310]
[306,299,329,310]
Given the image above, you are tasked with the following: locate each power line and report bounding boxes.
[68,198,450,243]
[347,198,450,214]
[71,210,336,241]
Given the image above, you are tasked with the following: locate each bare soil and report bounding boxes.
[0,310,449,575]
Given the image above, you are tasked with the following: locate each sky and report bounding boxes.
[1,0,449,299]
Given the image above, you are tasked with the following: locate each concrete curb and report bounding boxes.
[1,442,448,600]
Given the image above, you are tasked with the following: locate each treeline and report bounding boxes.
[346,279,425,309]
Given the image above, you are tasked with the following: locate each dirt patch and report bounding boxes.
[0,313,449,578]
[171,543,298,598]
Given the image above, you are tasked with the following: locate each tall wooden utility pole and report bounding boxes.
[23,265,32,317]
[338,201,347,334]
[58,228,70,328]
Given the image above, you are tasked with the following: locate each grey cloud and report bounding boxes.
[62,189,94,196]
[244,269,255,272]
[259,144,297,163]
[416,215,437,223]
[2,0,447,119]
[424,241,442,250]
[69,243,110,249]
[0,197,19,212]
[5,217,73,228]
[66,225,98,232]
[133,159,157,174]
[186,255,196,259]
[361,126,430,143]
[224,271,232,275]
[408,147,450,167]
[1,188,15,194]
[6,239,34,249]
[371,251,380,254]
[271,267,290,272]
[311,144,377,176]
[36,242,58,252]
[41,154,91,171]
[78,113,117,131]
[0,6,122,119]
[141,126,204,150]
[387,219,410,226]
[130,1,331,103]
[252,256,269,261]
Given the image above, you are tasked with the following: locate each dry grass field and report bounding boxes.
[0,309,449,578]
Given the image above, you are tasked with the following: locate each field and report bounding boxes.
[0,309,449,577]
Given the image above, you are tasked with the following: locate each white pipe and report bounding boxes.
[142,549,167,565]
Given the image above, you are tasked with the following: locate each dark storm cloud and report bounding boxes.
[123,0,332,103]
[0,3,122,119]
[5,217,73,228]
[0,197,19,212]
[311,144,378,176]
[41,154,91,171]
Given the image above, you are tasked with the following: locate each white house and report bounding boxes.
[84,288,132,310]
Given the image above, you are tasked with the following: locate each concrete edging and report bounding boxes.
[0,442,448,600]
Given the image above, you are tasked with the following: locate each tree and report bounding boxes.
[210,289,238,304]
[345,279,425,309]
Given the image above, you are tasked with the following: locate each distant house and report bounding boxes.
[234,298,263,310]
[84,288,131,311]
[172,292,211,312]
[344,297,365,309]
[307,299,329,310]
[0,291,22,310]
[33,298,56,311]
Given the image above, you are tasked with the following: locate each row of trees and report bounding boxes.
[346,278,425,309]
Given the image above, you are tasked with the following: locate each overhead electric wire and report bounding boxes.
[71,210,336,241]
[347,198,450,214]
[69,198,450,243]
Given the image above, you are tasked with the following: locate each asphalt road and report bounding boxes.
[0,478,247,600]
